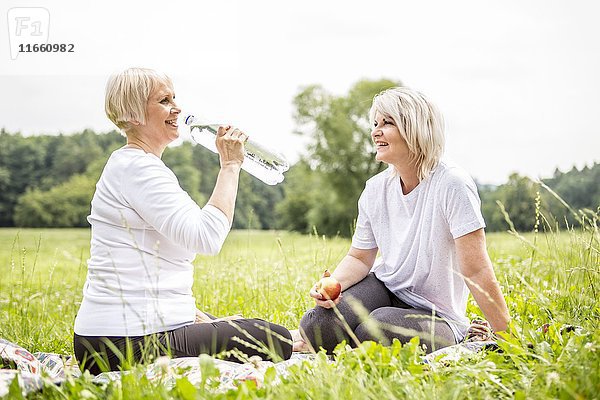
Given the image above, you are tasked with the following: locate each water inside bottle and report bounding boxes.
[181,113,289,185]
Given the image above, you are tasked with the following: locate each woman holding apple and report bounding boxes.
[297,87,510,353]
[73,68,292,374]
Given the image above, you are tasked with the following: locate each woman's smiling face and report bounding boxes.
[136,81,181,145]
[371,111,410,167]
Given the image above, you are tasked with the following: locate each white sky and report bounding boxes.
[1,0,599,184]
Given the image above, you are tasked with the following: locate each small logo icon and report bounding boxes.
[7,7,50,60]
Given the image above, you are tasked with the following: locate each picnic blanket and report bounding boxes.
[1,336,500,397]
[2,319,508,396]
[0,338,320,397]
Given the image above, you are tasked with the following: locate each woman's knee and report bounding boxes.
[299,307,335,343]
[355,322,380,344]
[354,308,397,345]
[247,319,293,360]
[169,319,292,361]
[355,307,457,352]
[299,307,352,352]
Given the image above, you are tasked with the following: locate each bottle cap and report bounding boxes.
[183,113,195,125]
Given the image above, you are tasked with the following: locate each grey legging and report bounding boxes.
[299,274,457,353]
[74,315,292,375]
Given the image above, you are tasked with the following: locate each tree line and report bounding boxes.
[1,79,598,234]
[0,129,283,230]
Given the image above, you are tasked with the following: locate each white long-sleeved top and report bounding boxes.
[74,147,230,336]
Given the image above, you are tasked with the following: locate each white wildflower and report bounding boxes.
[546,371,560,386]
[248,355,263,368]
[79,389,95,399]
[155,356,171,372]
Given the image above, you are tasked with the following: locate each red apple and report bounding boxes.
[316,270,341,301]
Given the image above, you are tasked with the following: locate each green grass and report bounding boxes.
[1,224,599,399]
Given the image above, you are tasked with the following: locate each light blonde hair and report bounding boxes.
[105,67,173,133]
[369,87,445,181]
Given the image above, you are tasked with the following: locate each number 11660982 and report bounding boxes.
[19,43,74,53]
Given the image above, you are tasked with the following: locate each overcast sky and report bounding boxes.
[1,0,599,184]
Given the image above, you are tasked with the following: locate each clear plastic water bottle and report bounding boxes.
[182,113,290,185]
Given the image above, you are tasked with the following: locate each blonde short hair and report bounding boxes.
[105,67,173,133]
[369,87,445,181]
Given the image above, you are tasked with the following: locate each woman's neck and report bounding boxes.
[125,135,165,158]
[394,164,420,195]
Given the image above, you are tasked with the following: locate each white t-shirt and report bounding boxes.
[351,161,486,342]
[74,147,230,336]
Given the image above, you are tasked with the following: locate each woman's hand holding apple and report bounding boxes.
[310,270,342,308]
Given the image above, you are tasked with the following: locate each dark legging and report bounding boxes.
[299,274,457,353]
[74,315,292,375]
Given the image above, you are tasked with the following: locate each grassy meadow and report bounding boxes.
[0,224,599,399]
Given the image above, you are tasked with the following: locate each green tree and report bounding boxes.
[284,79,399,236]
[232,172,284,230]
[541,163,600,227]
[0,129,123,226]
[0,167,10,220]
[275,160,316,232]
[14,174,96,227]
[0,132,48,226]
[484,174,539,232]
[479,164,600,232]
[479,183,505,232]
[163,143,205,204]
[46,131,104,186]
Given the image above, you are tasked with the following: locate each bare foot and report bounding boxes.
[293,339,310,352]
[290,329,302,342]
[290,329,310,352]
